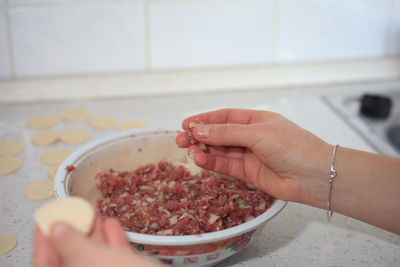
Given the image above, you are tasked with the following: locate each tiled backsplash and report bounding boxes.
[0,0,399,79]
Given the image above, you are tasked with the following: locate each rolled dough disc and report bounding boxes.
[32,130,60,146]
[60,128,92,144]
[118,121,148,132]
[0,156,22,175]
[41,149,72,165]
[89,115,116,130]
[34,197,94,236]
[27,114,58,129]
[0,140,24,156]
[0,232,17,255]
[24,180,54,201]
[61,108,90,122]
[48,165,60,180]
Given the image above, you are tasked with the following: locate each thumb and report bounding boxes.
[193,124,260,148]
[50,222,90,260]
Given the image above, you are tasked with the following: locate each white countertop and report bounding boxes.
[0,84,399,267]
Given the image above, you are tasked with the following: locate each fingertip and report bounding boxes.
[103,218,129,246]
[188,145,208,166]
[181,118,191,130]
[176,132,190,147]
[193,152,208,166]
[50,222,73,239]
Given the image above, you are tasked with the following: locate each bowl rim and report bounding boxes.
[54,127,287,246]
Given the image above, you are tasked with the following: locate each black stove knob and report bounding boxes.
[360,94,392,119]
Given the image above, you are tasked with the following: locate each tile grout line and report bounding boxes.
[384,0,394,56]
[4,0,16,79]
[270,0,280,64]
[144,0,151,72]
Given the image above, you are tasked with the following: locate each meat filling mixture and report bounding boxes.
[96,161,274,235]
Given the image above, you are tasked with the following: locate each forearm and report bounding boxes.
[300,146,400,234]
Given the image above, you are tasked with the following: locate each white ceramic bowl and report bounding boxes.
[54,128,287,266]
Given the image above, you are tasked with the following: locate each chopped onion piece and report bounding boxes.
[256,201,266,211]
[150,222,158,229]
[157,229,173,235]
[198,143,207,150]
[139,185,155,191]
[208,213,220,225]
[168,181,176,189]
[159,207,171,216]
[169,215,178,225]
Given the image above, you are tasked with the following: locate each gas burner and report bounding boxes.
[324,90,400,158]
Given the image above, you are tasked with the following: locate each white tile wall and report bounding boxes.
[0,11,11,79]
[0,0,397,79]
[277,0,390,62]
[389,0,400,55]
[9,0,103,6]
[149,0,275,70]
[9,2,146,77]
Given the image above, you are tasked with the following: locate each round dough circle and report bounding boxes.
[27,114,58,129]
[60,128,92,144]
[118,121,148,132]
[0,232,17,255]
[0,156,22,175]
[24,180,54,201]
[0,140,24,156]
[61,108,90,122]
[32,130,60,146]
[47,165,60,180]
[41,149,72,165]
[89,115,116,130]
[34,197,94,236]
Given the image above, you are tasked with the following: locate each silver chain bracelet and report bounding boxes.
[327,144,339,221]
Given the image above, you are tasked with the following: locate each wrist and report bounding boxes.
[298,142,334,209]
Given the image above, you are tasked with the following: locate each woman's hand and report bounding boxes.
[176,108,400,233]
[176,108,332,204]
[33,213,161,267]
[176,109,332,205]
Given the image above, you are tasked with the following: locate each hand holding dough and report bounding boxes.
[34,197,95,236]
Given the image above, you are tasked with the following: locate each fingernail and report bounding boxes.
[195,125,209,138]
[51,223,71,238]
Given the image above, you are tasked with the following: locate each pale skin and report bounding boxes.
[33,214,161,267]
[34,108,400,267]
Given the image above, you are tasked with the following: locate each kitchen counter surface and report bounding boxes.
[0,85,399,266]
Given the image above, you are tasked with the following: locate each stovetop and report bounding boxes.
[323,90,400,158]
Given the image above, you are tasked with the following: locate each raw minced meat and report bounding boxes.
[96,161,274,235]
